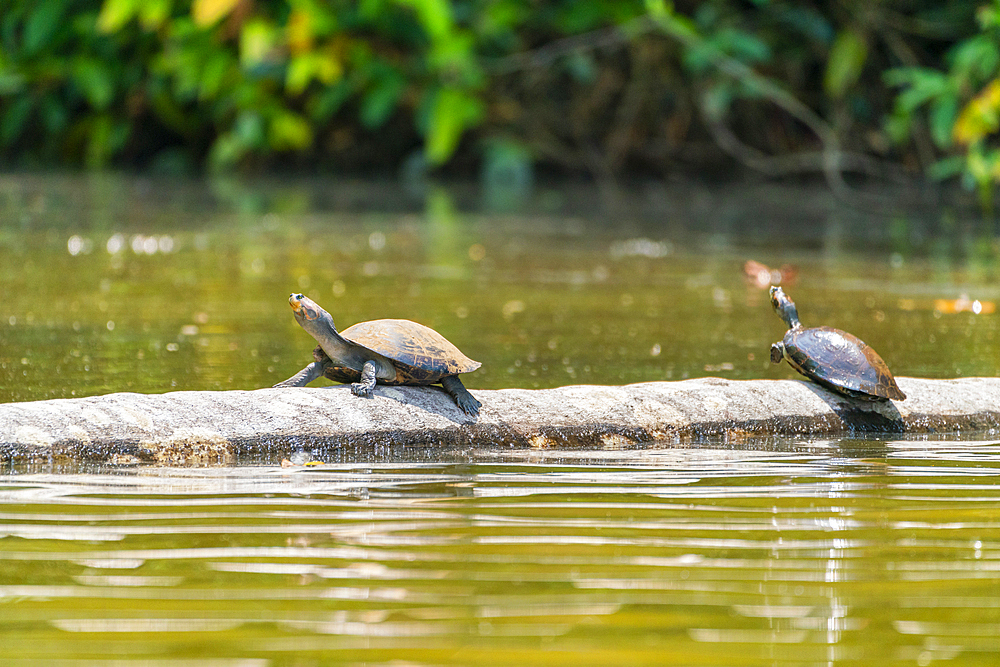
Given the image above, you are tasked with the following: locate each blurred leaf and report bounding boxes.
[0,70,27,95]
[139,0,172,30]
[208,132,247,171]
[39,94,68,134]
[199,52,234,100]
[192,0,242,28]
[424,86,483,164]
[85,115,128,168]
[359,71,405,128]
[286,51,342,96]
[397,0,453,41]
[1,96,33,146]
[701,84,734,121]
[308,80,352,121]
[929,95,959,148]
[825,29,867,99]
[234,111,266,147]
[949,35,1000,84]
[954,79,1000,145]
[928,155,966,180]
[72,59,115,110]
[23,0,68,55]
[97,0,140,33]
[240,19,277,68]
[269,110,313,150]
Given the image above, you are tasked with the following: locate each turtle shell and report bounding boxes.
[783,326,905,401]
[337,319,480,385]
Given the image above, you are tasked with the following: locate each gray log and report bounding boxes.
[1,377,998,465]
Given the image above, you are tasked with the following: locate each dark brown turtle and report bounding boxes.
[769,286,905,401]
[274,293,482,416]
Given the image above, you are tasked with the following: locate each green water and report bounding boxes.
[3,443,1000,665]
[1,175,999,403]
[2,174,1000,664]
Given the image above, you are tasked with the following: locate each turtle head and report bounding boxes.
[288,293,338,338]
[769,286,801,329]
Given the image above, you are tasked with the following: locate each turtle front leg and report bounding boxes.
[770,342,784,364]
[441,375,481,417]
[351,360,378,398]
[274,361,325,388]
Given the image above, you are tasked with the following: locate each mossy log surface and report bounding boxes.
[0,377,998,465]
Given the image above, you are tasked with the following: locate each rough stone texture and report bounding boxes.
[0,377,998,465]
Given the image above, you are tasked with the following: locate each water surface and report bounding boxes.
[2,441,1000,665]
[2,175,1000,664]
[1,174,998,402]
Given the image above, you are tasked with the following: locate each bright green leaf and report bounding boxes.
[97,0,139,33]
[825,29,868,99]
[139,0,172,30]
[240,19,277,68]
[269,111,313,150]
[425,87,484,164]
[286,52,342,96]
[396,0,453,41]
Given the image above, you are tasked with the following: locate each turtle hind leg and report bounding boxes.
[441,375,481,417]
[274,361,325,388]
[351,360,378,398]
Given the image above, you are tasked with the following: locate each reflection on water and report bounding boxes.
[1,175,999,403]
[1,440,1000,664]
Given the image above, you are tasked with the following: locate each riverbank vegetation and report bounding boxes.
[2,0,998,198]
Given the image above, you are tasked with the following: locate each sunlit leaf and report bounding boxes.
[286,52,342,95]
[97,0,139,33]
[825,29,867,99]
[287,9,313,55]
[269,111,313,150]
[397,0,453,41]
[954,79,1000,145]
[192,0,242,28]
[139,0,172,30]
[425,87,484,164]
[240,19,277,68]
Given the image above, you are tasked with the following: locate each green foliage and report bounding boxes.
[0,0,993,199]
[885,0,1000,206]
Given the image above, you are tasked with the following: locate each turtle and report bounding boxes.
[769,286,905,401]
[274,293,482,416]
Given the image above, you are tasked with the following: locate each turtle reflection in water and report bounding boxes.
[769,286,906,401]
[274,293,482,416]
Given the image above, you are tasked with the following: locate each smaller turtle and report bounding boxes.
[274,293,482,416]
[769,286,905,401]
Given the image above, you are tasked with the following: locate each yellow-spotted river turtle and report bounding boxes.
[275,293,482,416]
[769,286,905,401]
